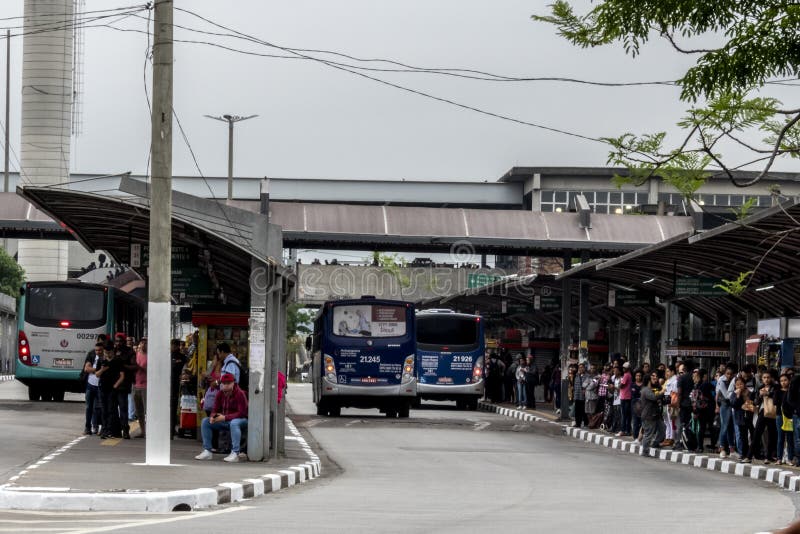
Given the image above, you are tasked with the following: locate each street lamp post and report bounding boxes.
[204,113,258,200]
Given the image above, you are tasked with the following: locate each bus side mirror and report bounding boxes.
[305,336,312,351]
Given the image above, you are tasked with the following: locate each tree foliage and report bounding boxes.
[286,302,313,340]
[368,251,411,288]
[0,247,24,298]
[533,1,800,191]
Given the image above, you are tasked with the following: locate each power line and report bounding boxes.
[0,4,148,25]
[126,12,679,87]
[171,107,258,253]
[138,8,608,146]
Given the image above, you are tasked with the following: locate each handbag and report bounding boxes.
[762,396,777,419]
[782,415,794,432]
[202,386,218,411]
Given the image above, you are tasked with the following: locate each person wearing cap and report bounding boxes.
[195,373,248,462]
[616,361,633,437]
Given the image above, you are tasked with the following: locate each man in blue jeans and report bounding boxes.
[716,365,736,457]
[195,373,248,463]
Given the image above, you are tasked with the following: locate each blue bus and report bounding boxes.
[310,297,416,418]
[416,309,484,410]
[16,281,144,401]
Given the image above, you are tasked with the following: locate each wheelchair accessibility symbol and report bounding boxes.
[32,355,40,365]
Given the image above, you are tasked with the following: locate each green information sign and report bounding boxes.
[506,301,534,315]
[609,289,654,307]
[534,295,562,311]
[467,273,502,288]
[475,310,504,321]
[674,276,726,297]
[142,245,219,304]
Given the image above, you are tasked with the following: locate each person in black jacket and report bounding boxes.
[113,333,136,439]
[776,373,795,465]
[524,355,539,409]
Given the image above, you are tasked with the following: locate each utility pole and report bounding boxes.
[4,29,10,193]
[145,0,173,466]
[204,114,257,200]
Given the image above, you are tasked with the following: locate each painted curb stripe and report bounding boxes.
[478,400,800,495]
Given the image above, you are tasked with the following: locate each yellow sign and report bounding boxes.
[580,340,588,349]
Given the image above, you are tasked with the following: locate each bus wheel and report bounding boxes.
[455,400,466,410]
[329,405,341,417]
[385,409,397,419]
[411,397,421,409]
[316,404,327,416]
[466,399,479,411]
[28,386,41,401]
[51,390,65,402]
[398,403,410,418]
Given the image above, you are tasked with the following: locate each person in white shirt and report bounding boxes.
[661,365,678,447]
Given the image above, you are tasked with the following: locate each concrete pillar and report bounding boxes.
[18,0,75,281]
[578,280,590,363]
[559,251,572,420]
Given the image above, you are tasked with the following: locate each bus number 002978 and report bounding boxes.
[359,355,381,363]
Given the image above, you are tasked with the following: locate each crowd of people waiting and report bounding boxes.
[483,349,800,465]
[81,332,252,463]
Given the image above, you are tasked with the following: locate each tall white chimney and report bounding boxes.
[17,0,74,281]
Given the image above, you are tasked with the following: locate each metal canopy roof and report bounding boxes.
[3,187,693,254]
[0,192,66,239]
[262,201,693,255]
[419,274,663,329]
[558,201,800,319]
[17,179,285,307]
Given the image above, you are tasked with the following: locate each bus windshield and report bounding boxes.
[417,315,479,348]
[331,304,407,338]
[25,285,106,327]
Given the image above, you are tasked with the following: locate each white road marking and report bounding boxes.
[66,505,250,534]
[473,422,490,431]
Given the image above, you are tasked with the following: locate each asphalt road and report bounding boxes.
[0,381,798,533]
[0,379,85,483]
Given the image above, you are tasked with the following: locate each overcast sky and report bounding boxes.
[0,0,795,186]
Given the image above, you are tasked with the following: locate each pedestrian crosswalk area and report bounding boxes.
[0,375,14,382]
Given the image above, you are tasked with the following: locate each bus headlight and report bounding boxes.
[324,355,337,382]
[401,355,415,384]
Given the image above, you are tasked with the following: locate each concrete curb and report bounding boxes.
[0,418,322,512]
[479,400,800,494]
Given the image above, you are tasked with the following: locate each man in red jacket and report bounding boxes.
[195,373,248,463]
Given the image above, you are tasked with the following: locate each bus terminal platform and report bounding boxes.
[0,417,322,512]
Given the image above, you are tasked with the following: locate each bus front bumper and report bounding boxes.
[321,378,417,397]
[418,380,484,400]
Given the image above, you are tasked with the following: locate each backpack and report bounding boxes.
[690,387,708,413]
[224,359,249,392]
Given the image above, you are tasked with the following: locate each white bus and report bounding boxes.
[15,281,144,401]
